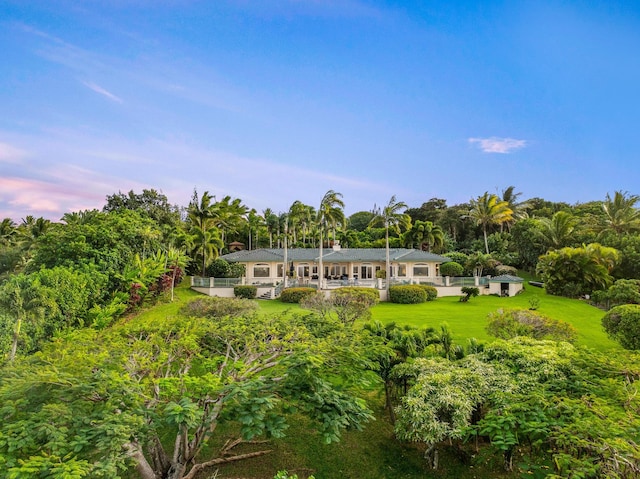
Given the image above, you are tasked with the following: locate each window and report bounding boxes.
[413,264,429,277]
[360,264,373,279]
[397,264,407,277]
[297,264,310,278]
[253,264,270,278]
[277,264,284,277]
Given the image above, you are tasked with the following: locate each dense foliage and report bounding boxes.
[0,311,373,479]
[601,304,640,350]
[394,338,640,476]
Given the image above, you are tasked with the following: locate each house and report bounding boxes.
[219,243,451,290]
[190,243,524,300]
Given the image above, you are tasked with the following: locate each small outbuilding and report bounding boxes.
[488,274,524,297]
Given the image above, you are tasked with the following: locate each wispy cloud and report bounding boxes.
[468,137,527,154]
[82,81,124,103]
[0,142,28,163]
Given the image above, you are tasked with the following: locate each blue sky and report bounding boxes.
[1,0,639,221]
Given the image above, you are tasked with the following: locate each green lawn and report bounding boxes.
[256,283,619,351]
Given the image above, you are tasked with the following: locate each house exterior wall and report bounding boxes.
[242,259,444,285]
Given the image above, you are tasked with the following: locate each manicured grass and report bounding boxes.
[255,283,619,351]
[369,284,618,351]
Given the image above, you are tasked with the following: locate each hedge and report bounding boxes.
[234,285,257,299]
[389,285,428,304]
[416,284,438,301]
[280,287,317,303]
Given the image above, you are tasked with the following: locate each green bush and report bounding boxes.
[334,286,380,303]
[180,296,258,319]
[602,304,640,350]
[460,286,480,302]
[486,308,577,343]
[233,285,257,299]
[439,261,463,277]
[280,287,316,303]
[389,285,427,304]
[206,258,230,278]
[416,284,438,301]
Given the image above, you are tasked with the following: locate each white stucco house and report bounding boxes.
[219,243,451,287]
[190,243,525,300]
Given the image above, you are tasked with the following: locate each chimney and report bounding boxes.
[332,240,341,251]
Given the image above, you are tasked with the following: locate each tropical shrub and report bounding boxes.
[439,261,463,277]
[591,279,640,310]
[301,288,379,325]
[495,264,518,276]
[206,258,230,278]
[280,287,316,303]
[486,308,577,343]
[233,285,257,299]
[444,252,470,273]
[417,284,438,301]
[460,286,479,302]
[180,296,258,319]
[536,243,620,297]
[602,304,640,350]
[389,285,427,304]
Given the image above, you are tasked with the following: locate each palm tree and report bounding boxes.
[466,192,513,254]
[537,211,578,250]
[262,208,279,248]
[316,190,345,286]
[187,190,223,276]
[211,196,248,250]
[501,185,529,231]
[369,196,411,290]
[191,225,223,277]
[600,190,640,235]
[245,209,264,250]
[165,247,189,302]
[0,218,17,246]
[403,220,444,252]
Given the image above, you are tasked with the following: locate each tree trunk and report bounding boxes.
[384,380,396,424]
[9,315,22,363]
[483,226,489,254]
[125,441,158,479]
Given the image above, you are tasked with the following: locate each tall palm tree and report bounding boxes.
[210,195,248,250]
[245,209,265,250]
[316,190,345,286]
[369,195,411,290]
[600,190,640,235]
[262,208,279,248]
[187,190,223,276]
[501,185,529,231]
[466,192,513,254]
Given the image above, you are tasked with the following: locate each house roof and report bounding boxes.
[489,274,524,283]
[220,248,451,264]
